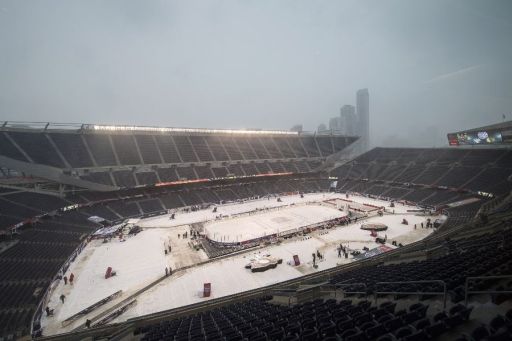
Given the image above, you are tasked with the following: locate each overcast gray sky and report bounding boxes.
[1,0,511,147]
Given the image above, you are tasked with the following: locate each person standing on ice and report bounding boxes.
[69,273,74,284]
[63,276,67,285]
[60,294,66,303]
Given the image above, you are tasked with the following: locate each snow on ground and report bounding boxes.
[41,193,443,335]
[205,204,344,243]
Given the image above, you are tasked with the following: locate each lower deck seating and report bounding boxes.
[133,297,475,341]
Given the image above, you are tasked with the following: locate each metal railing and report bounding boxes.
[375,280,447,309]
[464,275,512,306]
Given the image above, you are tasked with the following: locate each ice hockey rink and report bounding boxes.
[41,192,444,335]
[204,204,344,243]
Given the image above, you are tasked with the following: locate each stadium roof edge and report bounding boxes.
[451,120,512,134]
[0,121,350,137]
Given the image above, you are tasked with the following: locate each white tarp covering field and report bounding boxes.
[41,193,442,336]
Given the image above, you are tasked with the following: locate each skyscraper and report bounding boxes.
[340,105,357,136]
[356,88,370,151]
[329,116,341,132]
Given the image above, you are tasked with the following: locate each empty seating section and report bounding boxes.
[332,230,512,303]
[49,133,93,168]
[381,187,411,199]
[333,148,512,206]
[0,215,23,229]
[281,161,298,173]
[0,198,41,218]
[268,162,285,173]
[132,291,477,341]
[317,137,334,156]
[402,188,437,203]
[211,167,228,178]
[413,166,449,184]
[254,162,272,174]
[0,259,61,282]
[238,163,255,176]
[0,132,29,162]
[436,167,481,188]
[108,201,140,217]
[288,138,308,157]
[365,185,388,196]
[274,137,296,158]
[139,199,164,214]
[421,190,461,206]
[461,149,506,166]
[294,161,310,173]
[3,193,68,213]
[0,209,98,338]
[81,171,113,186]
[81,205,119,221]
[435,149,468,165]
[221,137,244,160]
[375,164,403,181]
[176,167,196,180]
[204,136,230,161]
[160,193,184,209]
[154,135,182,163]
[365,163,388,179]
[214,189,238,202]
[247,137,277,159]
[83,134,117,166]
[113,170,136,188]
[172,136,198,162]
[236,137,259,160]
[135,135,162,164]
[0,282,44,310]
[157,167,180,182]
[466,167,512,195]
[8,132,64,168]
[135,172,159,186]
[188,136,214,162]
[195,189,219,204]
[496,150,512,168]
[333,136,352,154]
[301,137,321,157]
[180,192,201,206]
[1,242,77,260]
[227,164,245,177]
[394,164,425,183]
[0,132,356,190]
[348,164,369,179]
[111,135,142,165]
[194,165,215,179]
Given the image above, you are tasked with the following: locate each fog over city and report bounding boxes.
[1,0,511,147]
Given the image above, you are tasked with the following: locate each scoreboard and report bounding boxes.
[447,129,505,146]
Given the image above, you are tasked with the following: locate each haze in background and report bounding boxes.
[1,0,511,147]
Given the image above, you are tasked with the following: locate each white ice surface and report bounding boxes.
[205,204,344,243]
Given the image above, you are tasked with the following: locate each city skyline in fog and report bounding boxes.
[1,0,511,148]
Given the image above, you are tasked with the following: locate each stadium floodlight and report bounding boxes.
[87,124,299,135]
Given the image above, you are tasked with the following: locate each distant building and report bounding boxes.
[340,105,357,136]
[290,124,303,133]
[356,89,370,151]
[317,123,327,133]
[329,117,341,132]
